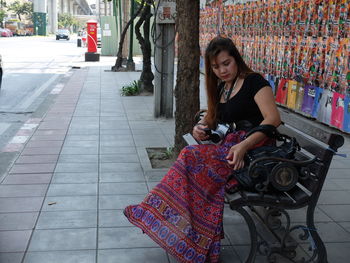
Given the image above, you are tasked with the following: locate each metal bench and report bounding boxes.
[225,108,345,263]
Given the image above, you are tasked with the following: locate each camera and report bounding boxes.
[203,123,231,143]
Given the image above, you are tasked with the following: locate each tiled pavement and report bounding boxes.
[0,58,350,263]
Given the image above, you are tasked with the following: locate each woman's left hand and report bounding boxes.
[226,142,249,170]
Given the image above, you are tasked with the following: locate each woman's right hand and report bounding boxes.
[192,123,210,141]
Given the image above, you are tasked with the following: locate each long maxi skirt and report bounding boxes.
[124,132,248,263]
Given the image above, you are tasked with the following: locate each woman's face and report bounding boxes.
[211,50,238,85]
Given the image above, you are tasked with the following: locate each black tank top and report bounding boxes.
[217,73,271,127]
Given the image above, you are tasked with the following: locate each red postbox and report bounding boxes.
[85,19,100,61]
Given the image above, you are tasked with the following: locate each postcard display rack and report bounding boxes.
[200,0,350,132]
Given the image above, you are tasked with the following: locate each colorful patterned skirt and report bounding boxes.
[124,131,263,263]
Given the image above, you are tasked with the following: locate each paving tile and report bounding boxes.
[65,135,99,141]
[98,227,158,249]
[332,179,350,190]
[99,210,132,227]
[23,250,95,263]
[100,163,142,173]
[54,162,98,173]
[33,130,67,136]
[144,170,168,182]
[223,223,253,245]
[100,129,131,135]
[327,169,350,179]
[67,128,100,135]
[100,134,133,141]
[0,197,44,213]
[60,146,98,155]
[99,172,145,183]
[63,140,99,148]
[10,163,56,174]
[47,183,97,196]
[98,248,168,263]
[51,172,98,183]
[133,134,170,147]
[2,173,52,184]
[100,120,130,130]
[0,253,24,263]
[15,155,59,164]
[318,190,350,205]
[0,230,32,252]
[58,154,98,163]
[99,154,139,163]
[99,182,148,195]
[99,146,137,154]
[100,140,135,147]
[99,195,145,210]
[324,242,350,263]
[28,228,96,251]
[21,147,62,155]
[318,204,350,221]
[29,134,67,141]
[0,212,38,231]
[0,184,48,197]
[36,210,97,229]
[42,196,97,211]
[339,222,350,233]
[25,140,64,148]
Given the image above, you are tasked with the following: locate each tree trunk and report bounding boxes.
[174,0,200,155]
[135,0,154,92]
[111,0,145,71]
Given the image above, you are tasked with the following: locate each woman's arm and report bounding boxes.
[226,86,281,170]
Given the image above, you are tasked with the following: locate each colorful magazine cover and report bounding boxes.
[295,82,305,111]
[331,92,345,129]
[302,85,317,116]
[287,80,298,109]
[343,95,350,132]
[317,89,333,125]
[311,87,323,118]
[275,78,288,105]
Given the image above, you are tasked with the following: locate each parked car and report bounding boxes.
[56,29,70,40]
[0,54,3,90]
[0,28,13,37]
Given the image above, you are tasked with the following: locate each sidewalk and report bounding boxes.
[0,56,350,263]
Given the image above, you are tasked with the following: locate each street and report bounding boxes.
[0,35,84,147]
[0,35,85,177]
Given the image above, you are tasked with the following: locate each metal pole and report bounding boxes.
[112,0,118,37]
[126,0,135,70]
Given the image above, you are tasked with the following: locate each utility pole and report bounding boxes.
[126,0,135,70]
[154,0,176,118]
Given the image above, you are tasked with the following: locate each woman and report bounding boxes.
[124,37,281,263]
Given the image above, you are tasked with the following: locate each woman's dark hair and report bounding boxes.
[204,37,253,128]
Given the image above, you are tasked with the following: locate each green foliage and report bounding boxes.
[164,147,174,159]
[121,80,140,96]
[7,0,32,21]
[58,13,80,29]
[0,9,6,26]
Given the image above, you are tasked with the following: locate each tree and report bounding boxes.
[8,0,32,21]
[134,0,154,92]
[111,0,145,71]
[0,9,6,28]
[58,13,77,29]
[174,0,200,154]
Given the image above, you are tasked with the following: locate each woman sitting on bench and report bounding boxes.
[124,37,281,263]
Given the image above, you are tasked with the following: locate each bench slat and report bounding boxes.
[278,107,344,150]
